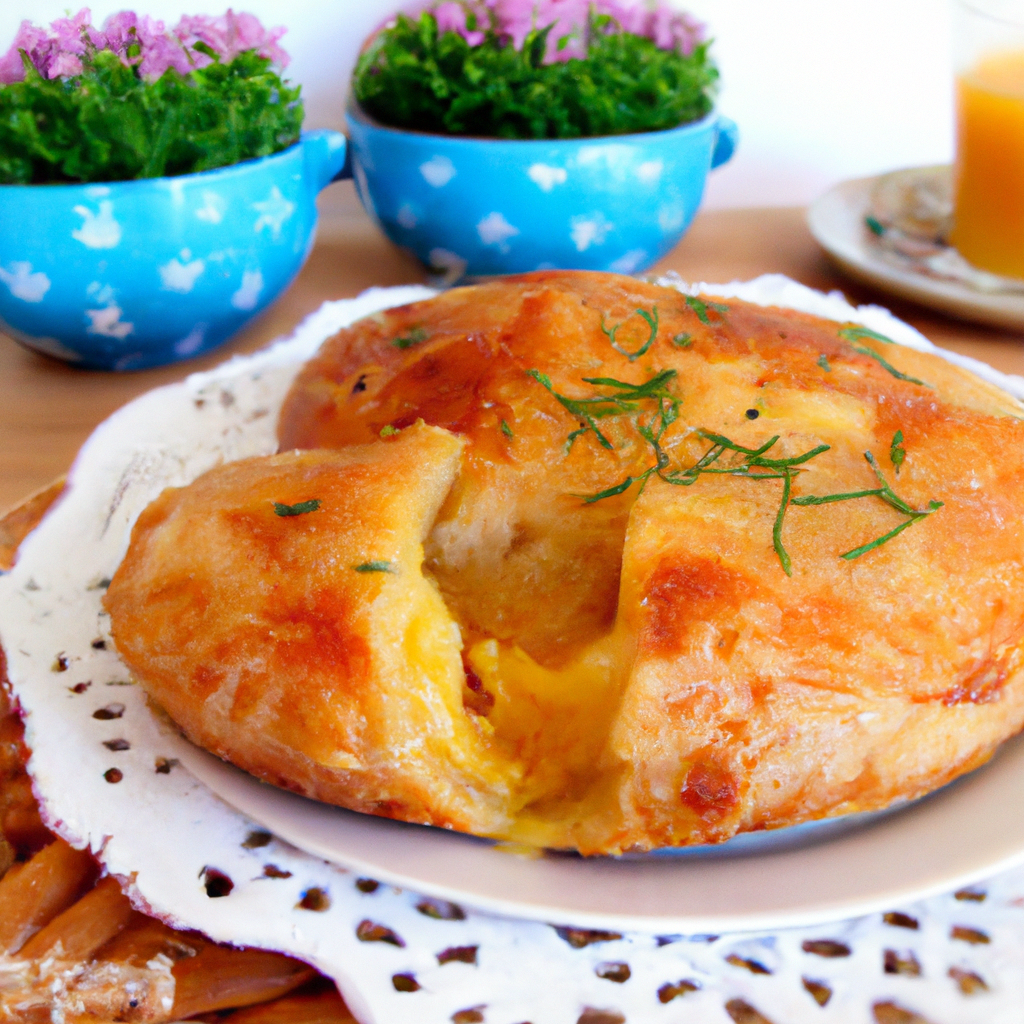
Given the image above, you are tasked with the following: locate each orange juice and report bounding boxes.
[951,50,1024,278]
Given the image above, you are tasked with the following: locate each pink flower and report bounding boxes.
[604,2,704,55]
[414,0,706,61]
[46,51,86,78]
[174,15,223,61]
[434,2,486,46]
[596,1,706,55]
[103,13,146,63]
[99,12,185,79]
[99,10,139,54]
[484,0,589,61]
[175,11,290,68]
[0,8,292,86]
[49,9,93,56]
[0,10,98,82]
[138,30,196,79]
[0,21,47,83]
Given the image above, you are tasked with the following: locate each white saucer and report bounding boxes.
[179,733,1024,933]
[807,170,1024,332]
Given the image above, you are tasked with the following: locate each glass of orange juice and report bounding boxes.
[951,0,1024,278]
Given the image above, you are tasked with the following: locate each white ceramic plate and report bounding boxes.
[807,170,1024,332]
[178,735,1024,933]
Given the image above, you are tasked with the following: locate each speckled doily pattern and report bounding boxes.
[2,282,1024,1024]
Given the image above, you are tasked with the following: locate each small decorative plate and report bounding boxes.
[807,166,1024,332]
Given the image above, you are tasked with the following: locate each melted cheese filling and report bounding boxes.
[461,631,632,847]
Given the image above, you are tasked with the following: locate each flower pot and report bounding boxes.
[345,103,737,279]
[0,129,348,370]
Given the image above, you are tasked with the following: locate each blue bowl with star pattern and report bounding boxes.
[0,129,349,371]
[345,103,736,280]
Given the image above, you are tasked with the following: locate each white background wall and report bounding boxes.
[0,1,956,208]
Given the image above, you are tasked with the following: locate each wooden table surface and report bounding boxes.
[2,183,1022,514]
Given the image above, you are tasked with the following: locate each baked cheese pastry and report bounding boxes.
[106,271,1024,854]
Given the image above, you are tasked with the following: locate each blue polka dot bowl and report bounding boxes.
[0,129,348,371]
[346,103,737,280]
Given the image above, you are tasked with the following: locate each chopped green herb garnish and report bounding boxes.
[273,499,321,517]
[793,451,922,515]
[501,419,514,439]
[672,332,693,348]
[685,295,729,326]
[532,370,681,500]
[788,489,882,506]
[392,327,429,350]
[817,354,831,372]
[600,307,659,361]
[576,413,829,574]
[865,215,886,237]
[380,424,400,437]
[527,367,678,453]
[850,343,931,387]
[840,518,916,559]
[792,449,941,560]
[659,431,829,575]
[537,357,943,573]
[890,430,905,474]
[839,328,931,387]
[838,325,895,346]
[688,432,829,469]
[580,476,637,504]
[773,469,795,576]
[840,504,942,560]
[353,561,395,574]
[528,369,610,450]
[580,372,678,399]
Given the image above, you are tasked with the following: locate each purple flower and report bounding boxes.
[174,15,223,61]
[491,0,590,61]
[0,21,48,84]
[99,9,139,55]
[48,9,93,56]
[434,2,486,46]
[46,51,86,78]
[102,12,195,79]
[137,27,196,80]
[175,10,290,68]
[597,1,705,56]
[0,8,292,86]
[6,8,110,80]
[0,11,96,82]
[414,0,706,62]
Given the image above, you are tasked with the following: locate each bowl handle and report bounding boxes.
[302,129,352,191]
[711,116,738,170]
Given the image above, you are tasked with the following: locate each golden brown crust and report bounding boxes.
[109,271,1024,853]
[106,425,520,834]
